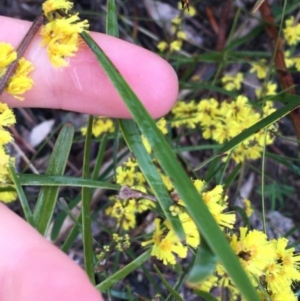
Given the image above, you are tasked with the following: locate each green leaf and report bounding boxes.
[120,120,185,240]
[224,163,242,188]
[17,174,120,190]
[33,123,74,235]
[8,164,35,226]
[97,249,151,292]
[266,152,300,176]
[80,32,261,301]
[153,265,184,301]
[106,0,119,37]
[186,239,217,284]
[81,116,95,284]
[195,97,300,171]
[194,290,219,301]
[233,206,250,228]
[50,198,80,241]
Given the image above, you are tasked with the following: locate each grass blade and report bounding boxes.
[82,115,95,284]
[96,249,151,292]
[18,174,120,190]
[153,265,184,301]
[33,123,74,235]
[120,119,185,240]
[8,164,35,226]
[186,239,217,284]
[80,32,261,301]
[106,0,119,37]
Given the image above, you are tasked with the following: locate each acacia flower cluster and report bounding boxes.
[157,2,196,53]
[81,117,115,137]
[196,228,300,301]
[0,42,35,202]
[141,118,168,153]
[250,16,300,79]
[171,95,276,163]
[0,43,34,100]
[283,16,300,46]
[221,72,244,91]
[140,180,235,265]
[105,157,234,265]
[40,0,89,67]
[105,158,155,230]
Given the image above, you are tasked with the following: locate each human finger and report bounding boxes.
[0,203,103,301]
[0,16,178,118]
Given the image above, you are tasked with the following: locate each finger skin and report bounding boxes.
[0,16,178,118]
[0,203,103,301]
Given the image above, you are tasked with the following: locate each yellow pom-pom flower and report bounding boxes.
[41,9,89,67]
[283,17,300,46]
[221,72,243,91]
[250,59,268,79]
[6,58,34,100]
[0,43,17,77]
[42,0,74,18]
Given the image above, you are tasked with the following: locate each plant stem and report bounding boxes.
[82,115,95,284]
[0,14,44,94]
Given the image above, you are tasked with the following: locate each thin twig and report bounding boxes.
[216,0,231,51]
[0,14,44,95]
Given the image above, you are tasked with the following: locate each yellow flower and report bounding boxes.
[268,288,298,301]
[141,118,168,153]
[0,43,17,77]
[5,58,34,100]
[171,16,182,26]
[157,41,168,52]
[186,5,196,17]
[176,31,187,40]
[230,227,275,276]
[0,189,17,203]
[160,173,174,191]
[221,72,244,91]
[81,117,115,137]
[105,198,136,230]
[292,56,300,71]
[193,179,205,192]
[0,145,16,203]
[283,17,300,46]
[197,98,219,127]
[170,40,182,52]
[40,14,89,67]
[262,237,300,301]
[116,166,135,186]
[0,103,16,127]
[142,218,188,265]
[177,2,197,17]
[243,199,253,217]
[171,100,199,129]
[0,103,16,145]
[42,0,73,18]
[201,185,236,229]
[255,81,277,98]
[179,212,200,248]
[156,118,168,135]
[0,43,34,100]
[284,50,294,68]
[250,59,268,79]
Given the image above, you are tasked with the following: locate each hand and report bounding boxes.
[0,16,178,301]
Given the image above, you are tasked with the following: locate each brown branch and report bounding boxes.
[0,14,44,95]
[259,1,300,140]
[216,0,231,51]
